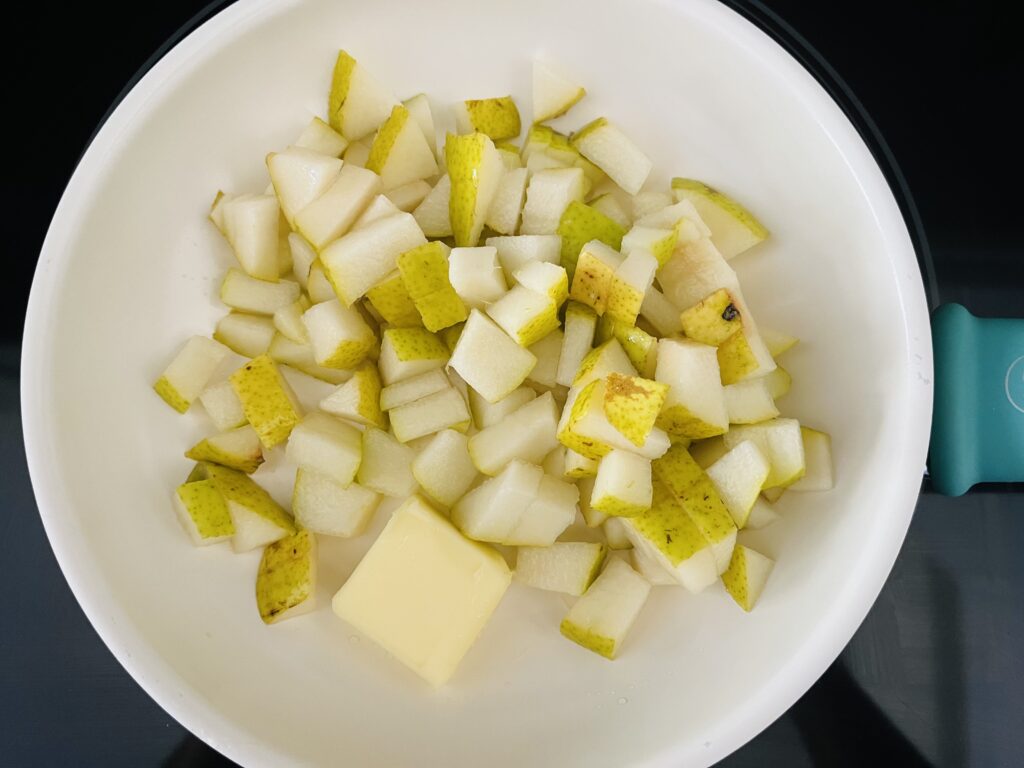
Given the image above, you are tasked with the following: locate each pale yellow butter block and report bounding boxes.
[332,495,511,686]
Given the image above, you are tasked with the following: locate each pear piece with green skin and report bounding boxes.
[570,118,652,196]
[186,424,265,474]
[636,198,711,238]
[620,225,677,267]
[389,387,471,443]
[485,235,561,283]
[397,241,467,332]
[589,192,632,230]
[526,327,563,388]
[173,479,234,546]
[353,194,401,229]
[787,427,834,491]
[294,116,348,157]
[454,96,522,140]
[357,427,417,497]
[744,498,780,530]
[565,448,598,479]
[602,372,668,447]
[285,411,362,487]
[198,380,246,432]
[724,377,779,424]
[558,378,670,461]
[445,132,505,247]
[229,355,302,448]
[486,285,559,347]
[650,442,707,499]
[591,449,653,517]
[496,143,523,169]
[412,175,452,237]
[402,93,437,158]
[448,246,508,310]
[760,327,799,358]
[680,288,744,346]
[294,164,382,250]
[154,336,230,413]
[412,429,479,508]
[255,528,317,625]
[266,334,355,385]
[365,271,423,328]
[451,459,541,543]
[516,542,606,596]
[606,249,658,326]
[705,440,771,527]
[468,386,536,429]
[723,417,805,489]
[763,366,792,400]
[220,269,301,316]
[292,468,380,538]
[640,286,683,337]
[366,105,438,190]
[219,194,281,281]
[556,200,627,279]
[272,297,312,345]
[671,178,769,260]
[331,495,511,688]
[721,545,775,611]
[603,517,633,550]
[301,299,376,369]
[319,362,385,428]
[521,125,578,165]
[377,327,449,385]
[658,239,775,377]
[266,146,343,227]
[320,212,427,306]
[328,50,399,140]
[305,262,337,303]
[717,329,760,384]
[559,557,651,659]
[448,309,537,403]
[380,368,451,411]
[214,313,274,360]
[485,167,529,235]
[556,302,598,387]
[621,479,718,592]
[520,167,586,235]
[654,338,729,439]
[595,315,658,378]
[572,338,637,390]
[515,260,568,306]
[190,462,296,552]
[532,59,586,123]
[569,240,624,315]
[289,233,317,290]
[468,392,560,475]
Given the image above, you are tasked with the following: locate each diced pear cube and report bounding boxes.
[454,96,521,140]
[559,557,651,659]
[285,412,362,487]
[468,392,560,475]
[327,49,399,141]
[655,338,728,439]
[485,167,528,235]
[153,336,229,413]
[602,517,633,550]
[412,429,479,508]
[486,285,559,347]
[267,334,353,385]
[468,385,536,429]
[319,362,385,428]
[788,427,834,491]
[219,194,281,281]
[220,269,301,315]
[397,241,467,332]
[294,164,381,249]
[452,460,542,543]
[556,302,598,387]
[705,440,771,527]
[388,387,470,443]
[723,418,806,489]
[378,327,448,385]
[173,479,234,546]
[301,299,376,369]
[671,178,769,260]
[229,355,302,448]
[294,116,348,157]
[506,474,578,546]
[639,286,683,337]
[365,271,422,328]
[448,246,507,310]
[446,132,505,247]
[591,449,653,517]
[292,468,380,538]
[412,174,452,238]
[485,234,561,282]
[605,249,658,325]
[267,146,343,226]
[569,240,623,314]
[448,309,536,403]
[721,545,775,611]
[520,167,585,235]
[366,104,438,190]
[198,380,247,431]
[532,59,586,123]
[556,200,626,280]
[185,424,264,474]
[379,368,451,411]
[357,427,417,496]
[515,542,606,596]
[570,118,652,196]
[190,462,295,552]
[256,529,317,624]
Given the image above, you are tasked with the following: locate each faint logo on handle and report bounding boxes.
[1006,356,1024,414]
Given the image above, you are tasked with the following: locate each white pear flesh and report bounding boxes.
[705,440,771,527]
[412,429,479,508]
[468,392,560,475]
[485,234,562,282]
[448,247,508,310]
[723,418,806,489]
[515,542,606,596]
[520,167,585,235]
[448,309,536,403]
[357,427,418,497]
[292,468,380,538]
[724,377,780,424]
[787,427,834,491]
[721,544,775,611]
[285,412,362,487]
[214,312,275,358]
[389,387,470,443]
[559,557,651,659]
[294,164,381,249]
[154,336,230,413]
[469,386,536,429]
[571,119,652,196]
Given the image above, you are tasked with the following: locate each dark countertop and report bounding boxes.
[3,1,1021,765]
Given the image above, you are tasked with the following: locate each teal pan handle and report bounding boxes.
[929,303,1024,495]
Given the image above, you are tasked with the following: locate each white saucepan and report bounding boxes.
[21,0,934,765]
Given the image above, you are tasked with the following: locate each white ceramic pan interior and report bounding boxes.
[22,0,932,765]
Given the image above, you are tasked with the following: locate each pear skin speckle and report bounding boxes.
[366,105,410,174]
[176,480,234,539]
[192,461,296,534]
[603,373,668,446]
[631,480,709,565]
[717,329,759,384]
[384,327,449,361]
[366,273,423,327]
[229,355,302,449]
[656,403,728,440]
[556,200,626,279]
[328,50,356,132]
[154,376,190,413]
[560,619,616,659]
[462,97,521,141]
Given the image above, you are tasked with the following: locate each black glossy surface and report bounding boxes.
[4,2,1021,765]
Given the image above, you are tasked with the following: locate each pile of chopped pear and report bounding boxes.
[154,52,835,686]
